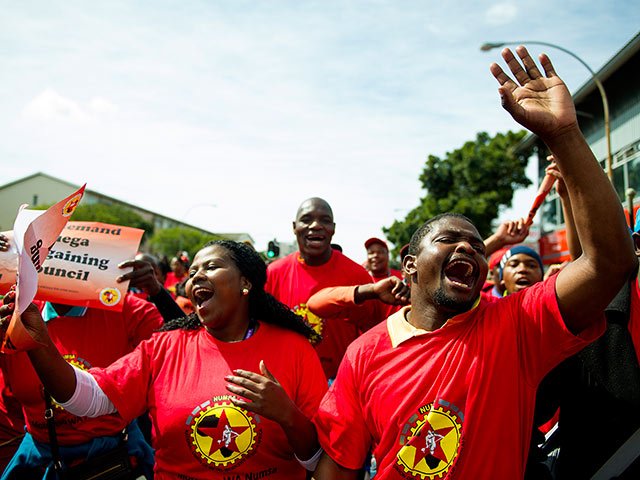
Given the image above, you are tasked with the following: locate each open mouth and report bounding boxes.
[515,277,533,288]
[192,287,214,307]
[305,234,326,246]
[443,259,476,290]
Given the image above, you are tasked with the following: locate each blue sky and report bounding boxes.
[1,1,638,261]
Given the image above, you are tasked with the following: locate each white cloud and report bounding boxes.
[2,1,639,259]
[22,89,87,122]
[485,3,518,25]
[21,89,119,122]
[88,97,119,115]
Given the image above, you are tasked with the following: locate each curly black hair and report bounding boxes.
[160,240,319,343]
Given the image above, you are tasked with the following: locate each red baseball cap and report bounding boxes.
[488,247,509,270]
[364,237,388,250]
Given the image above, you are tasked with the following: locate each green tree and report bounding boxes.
[148,227,223,261]
[384,130,534,251]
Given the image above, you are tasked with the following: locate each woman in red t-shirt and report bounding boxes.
[163,252,190,297]
[0,240,327,479]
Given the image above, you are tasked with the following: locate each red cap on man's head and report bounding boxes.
[364,237,388,251]
[488,247,509,270]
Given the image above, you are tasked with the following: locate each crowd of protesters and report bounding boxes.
[0,46,639,480]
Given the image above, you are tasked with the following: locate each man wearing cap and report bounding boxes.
[481,247,509,297]
[364,237,403,282]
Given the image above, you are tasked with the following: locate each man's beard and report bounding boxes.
[433,286,476,314]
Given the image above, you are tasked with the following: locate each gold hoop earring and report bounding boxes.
[242,288,249,296]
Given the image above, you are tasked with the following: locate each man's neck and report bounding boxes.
[405,303,451,332]
[371,269,390,279]
[300,249,332,266]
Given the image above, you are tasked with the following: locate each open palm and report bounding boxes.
[491,46,577,139]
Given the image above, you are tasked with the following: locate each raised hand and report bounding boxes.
[117,259,162,296]
[494,218,530,245]
[490,46,577,140]
[545,155,568,198]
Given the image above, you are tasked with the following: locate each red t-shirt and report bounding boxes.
[628,276,640,364]
[91,323,327,480]
[164,271,187,296]
[314,277,604,479]
[0,294,163,444]
[266,250,373,379]
[0,369,25,470]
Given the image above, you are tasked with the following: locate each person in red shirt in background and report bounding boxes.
[312,46,636,480]
[164,252,189,296]
[481,247,508,296]
[266,197,373,381]
[0,233,163,479]
[364,238,402,282]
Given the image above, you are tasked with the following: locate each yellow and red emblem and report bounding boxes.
[62,193,83,217]
[293,303,324,338]
[189,400,258,469]
[99,287,121,307]
[396,404,462,479]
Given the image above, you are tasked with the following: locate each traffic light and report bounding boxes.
[267,239,280,259]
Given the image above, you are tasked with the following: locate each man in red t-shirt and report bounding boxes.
[266,197,373,380]
[363,237,403,282]
[312,47,637,479]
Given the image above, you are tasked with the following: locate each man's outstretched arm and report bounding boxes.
[491,46,637,333]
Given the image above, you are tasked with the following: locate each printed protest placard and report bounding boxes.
[0,222,144,313]
[1,185,85,353]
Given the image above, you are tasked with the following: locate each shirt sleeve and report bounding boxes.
[508,275,605,386]
[90,337,154,422]
[122,294,164,347]
[307,286,390,333]
[313,347,371,470]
